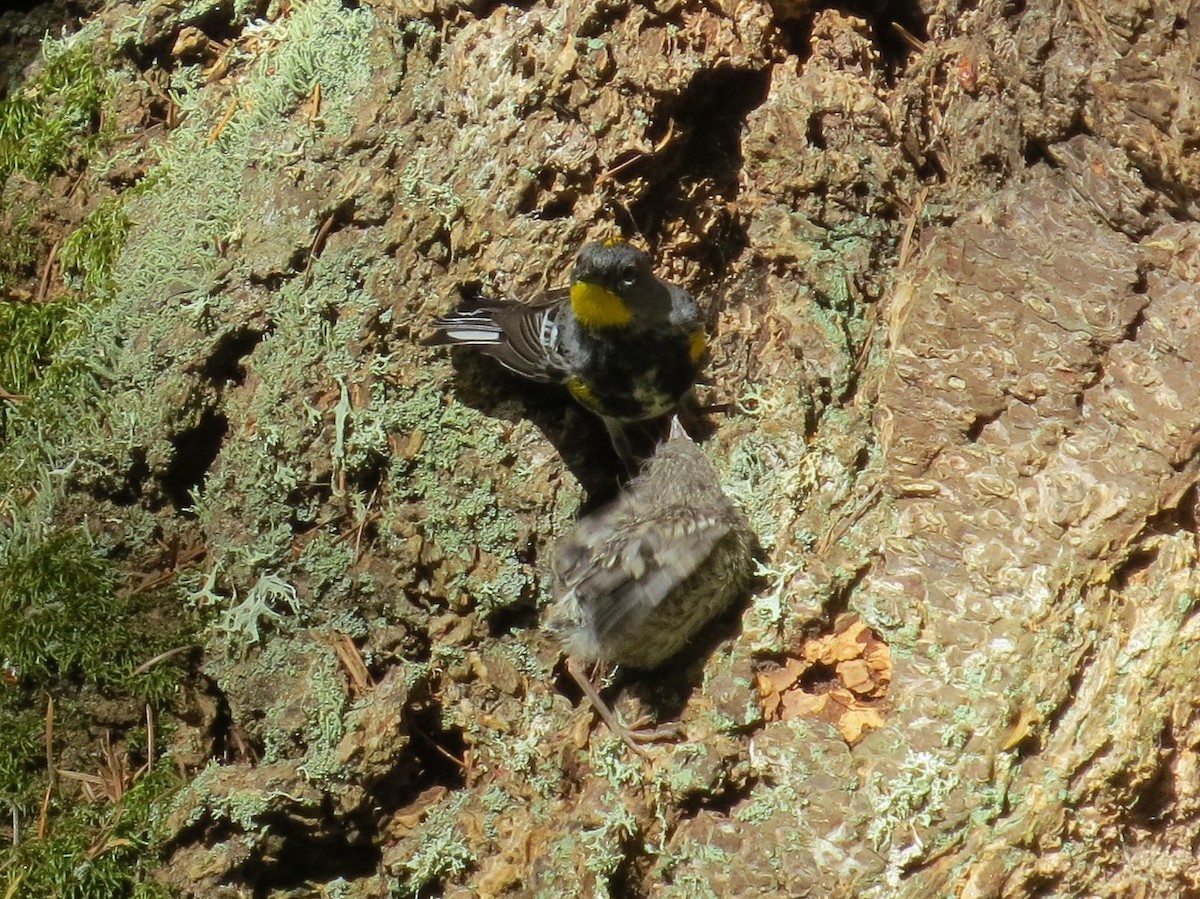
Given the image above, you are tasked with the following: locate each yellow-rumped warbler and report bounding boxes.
[426,240,707,461]
[547,417,754,752]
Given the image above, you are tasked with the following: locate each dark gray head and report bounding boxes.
[572,241,675,319]
[573,241,651,288]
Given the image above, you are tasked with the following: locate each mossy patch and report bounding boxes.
[0,34,107,183]
[59,196,130,298]
[0,529,189,699]
[1,761,179,899]
[0,196,44,296]
[0,297,78,400]
[386,790,477,895]
[0,28,124,430]
[0,529,194,897]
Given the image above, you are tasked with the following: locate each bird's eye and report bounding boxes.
[618,265,638,288]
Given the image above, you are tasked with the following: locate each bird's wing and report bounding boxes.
[426,289,569,382]
[487,291,568,379]
[553,505,731,644]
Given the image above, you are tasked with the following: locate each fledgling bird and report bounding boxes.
[547,417,754,753]
[425,240,707,463]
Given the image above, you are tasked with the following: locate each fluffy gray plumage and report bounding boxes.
[547,424,753,669]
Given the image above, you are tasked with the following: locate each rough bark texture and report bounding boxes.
[3,0,1200,895]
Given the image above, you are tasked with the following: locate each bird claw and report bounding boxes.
[624,718,684,744]
[566,658,681,759]
[607,718,682,759]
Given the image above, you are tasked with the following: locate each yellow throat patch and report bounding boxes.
[688,330,707,364]
[570,280,632,328]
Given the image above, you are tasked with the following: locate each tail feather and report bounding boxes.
[426,309,504,346]
[439,325,503,344]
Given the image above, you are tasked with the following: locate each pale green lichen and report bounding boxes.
[214,571,303,645]
[115,0,376,306]
[1,3,448,896]
[496,712,554,776]
[296,529,366,611]
[174,762,303,834]
[864,749,962,888]
[746,551,806,650]
[590,737,648,791]
[734,782,804,826]
[290,646,350,783]
[398,154,465,230]
[656,838,731,899]
[579,801,639,890]
[722,423,816,552]
[376,375,534,615]
[390,791,477,896]
[2,0,388,570]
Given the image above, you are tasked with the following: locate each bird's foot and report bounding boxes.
[566,658,682,759]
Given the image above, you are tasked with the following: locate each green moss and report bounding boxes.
[0,529,187,701]
[0,36,108,183]
[0,30,125,431]
[59,197,130,298]
[0,297,78,399]
[0,199,43,294]
[0,329,108,490]
[0,524,192,868]
[0,759,180,899]
[0,696,45,819]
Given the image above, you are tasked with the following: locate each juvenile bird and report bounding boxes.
[547,417,754,752]
[426,240,707,462]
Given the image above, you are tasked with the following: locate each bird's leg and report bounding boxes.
[566,657,682,757]
[604,417,674,476]
[603,419,639,476]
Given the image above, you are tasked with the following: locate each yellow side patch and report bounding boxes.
[570,281,632,328]
[689,330,708,364]
[566,376,603,411]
